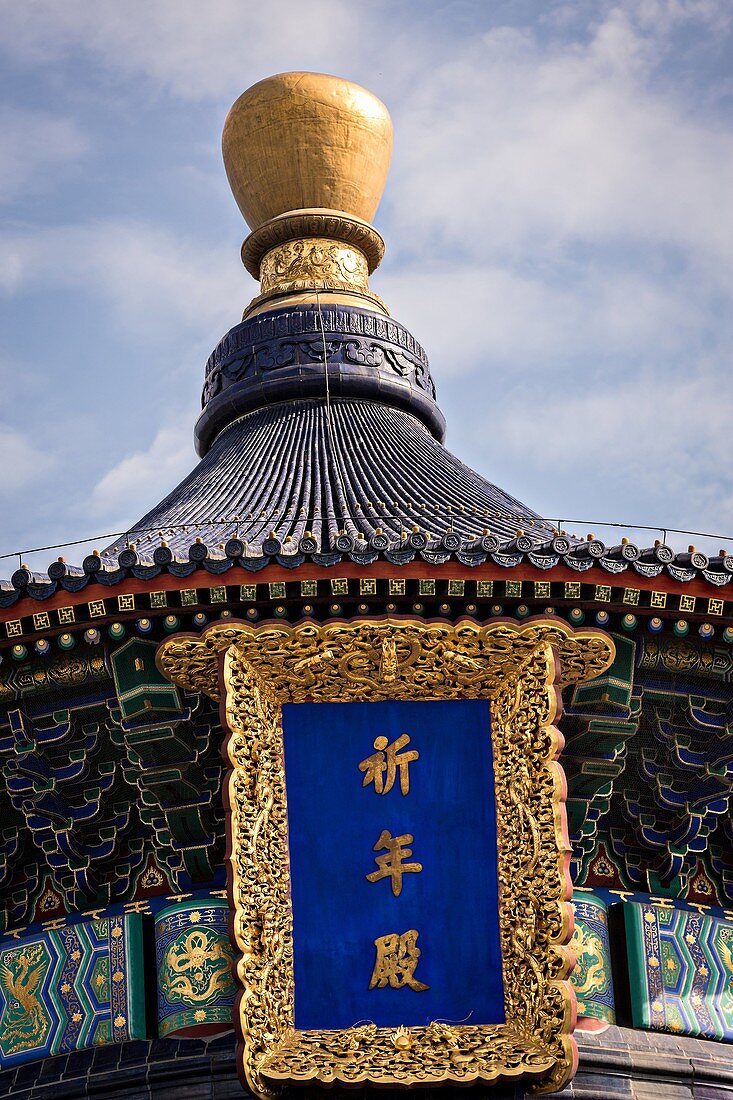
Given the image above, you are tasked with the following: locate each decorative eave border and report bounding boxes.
[3,561,733,653]
[1,536,729,611]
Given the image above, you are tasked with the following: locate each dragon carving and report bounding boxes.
[161,929,235,1005]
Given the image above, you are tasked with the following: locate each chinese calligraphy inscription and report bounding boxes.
[359,733,418,795]
[370,931,429,992]
[361,732,425,978]
[366,829,422,897]
[165,616,616,1095]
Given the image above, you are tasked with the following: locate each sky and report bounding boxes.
[1,0,733,573]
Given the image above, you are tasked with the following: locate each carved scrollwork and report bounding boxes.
[200,305,436,410]
[223,662,292,1100]
[159,618,613,1093]
[259,238,370,296]
[157,617,614,704]
[195,617,605,1096]
[241,210,385,277]
[202,336,432,405]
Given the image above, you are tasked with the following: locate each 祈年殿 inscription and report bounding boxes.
[282,698,505,1031]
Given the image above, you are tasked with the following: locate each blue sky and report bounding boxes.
[1,0,733,572]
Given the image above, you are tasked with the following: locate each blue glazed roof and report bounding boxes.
[104,398,554,560]
[3,301,728,592]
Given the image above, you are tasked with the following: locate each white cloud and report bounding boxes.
[0,106,88,203]
[0,424,53,496]
[0,0,359,101]
[630,0,731,35]
[386,5,733,280]
[380,262,708,377]
[461,366,733,549]
[0,219,246,337]
[90,421,193,526]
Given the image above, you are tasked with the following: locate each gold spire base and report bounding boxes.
[241,209,385,276]
[260,238,369,295]
[243,286,388,321]
[241,208,388,319]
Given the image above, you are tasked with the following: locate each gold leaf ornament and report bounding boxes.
[158,617,613,1096]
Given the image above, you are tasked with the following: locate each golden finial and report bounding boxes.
[223,71,392,229]
[222,72,393,318]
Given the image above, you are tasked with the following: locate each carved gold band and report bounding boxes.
[259,238,370,297]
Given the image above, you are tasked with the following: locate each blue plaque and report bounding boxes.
[162,616,607,1093]
[282,698,504,1030]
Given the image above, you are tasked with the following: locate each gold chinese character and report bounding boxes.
[358,734,419,795]
[369,929,429,991]
[366,829,422,896]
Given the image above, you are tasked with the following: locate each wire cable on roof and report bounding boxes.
[4,514,733,565]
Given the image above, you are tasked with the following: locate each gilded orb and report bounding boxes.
[222,71,393,230]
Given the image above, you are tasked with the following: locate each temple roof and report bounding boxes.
[104,397,554,561]
[2,73,727,595]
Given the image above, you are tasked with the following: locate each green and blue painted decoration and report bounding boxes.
[155,898,236,1037]
[625,900,733,1040]
[0,913,145,1066]
[570,892,616,1029]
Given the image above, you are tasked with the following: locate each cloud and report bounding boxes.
[460,365,733,549]
[0,0,359,101]
[380,262,709,377]
[90,421,193,527]
[0,106,88,203]
[0,219,245,338]
[386,5,733,280]
[0,424,53,497]
[629,0,731,35]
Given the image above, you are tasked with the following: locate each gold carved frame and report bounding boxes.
[158,616,614,1096]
